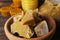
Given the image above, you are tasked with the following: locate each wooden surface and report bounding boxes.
[0,2,11,40]
[0,0,11,2]
[0,15,9,40]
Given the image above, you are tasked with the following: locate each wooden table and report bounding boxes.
[0,2,11,40]
[0,15,9,40]
[0,1,60,40]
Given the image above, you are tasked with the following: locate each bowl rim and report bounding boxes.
[4,14,56,40]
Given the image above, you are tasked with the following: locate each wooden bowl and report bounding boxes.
[4,14,56,40]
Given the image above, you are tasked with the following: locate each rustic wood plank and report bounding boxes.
[0,1,11,40]
[0,0,12,2]
[0,14,10,40]
[0,2,11,7]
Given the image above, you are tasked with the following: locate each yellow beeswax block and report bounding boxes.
[21,10,34,24]
[11,21,34,38]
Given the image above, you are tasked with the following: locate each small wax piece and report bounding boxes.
[13,11,24,22]
[21,10,34,24]
[34,20,49,36]
[10,8,22,16]
[0,6,10,17]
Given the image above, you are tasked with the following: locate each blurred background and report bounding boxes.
[0,0,11,7]
[0,0,11,2]
[0,0,11,40]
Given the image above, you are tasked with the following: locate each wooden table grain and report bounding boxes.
[0,14,10,40]
[0,2,11,40]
